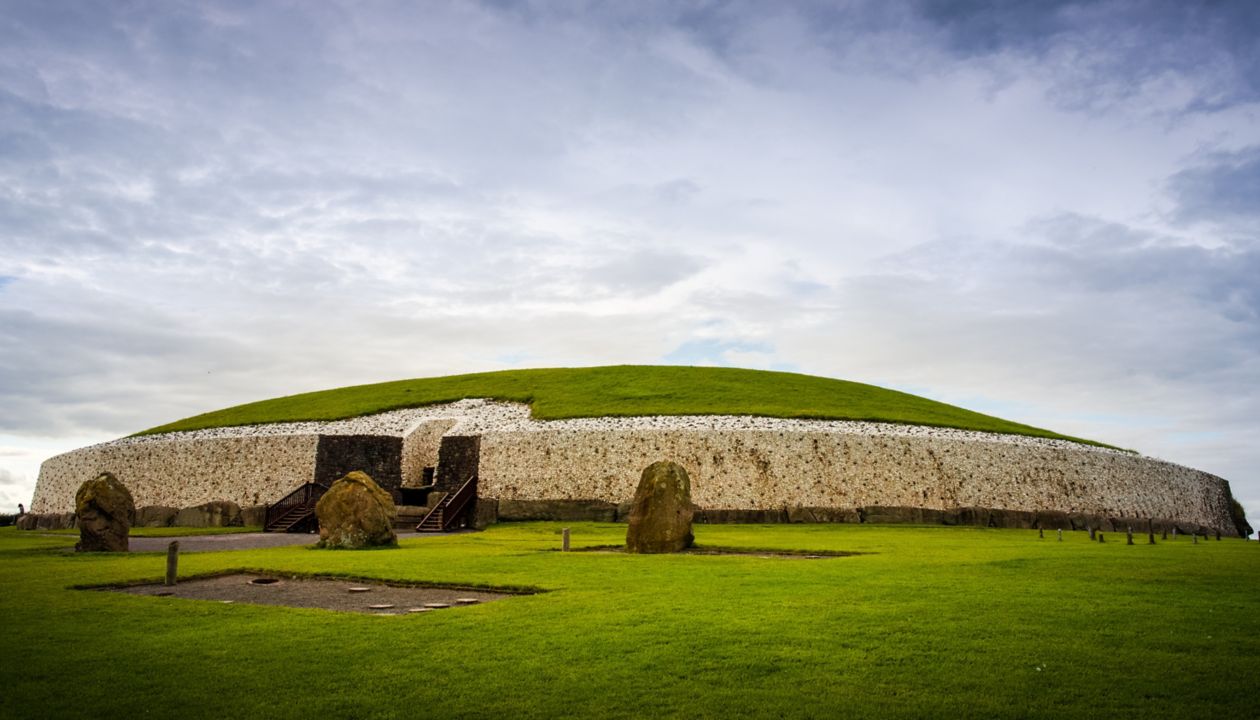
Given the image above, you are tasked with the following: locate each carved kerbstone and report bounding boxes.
[626,461,695,554]
[315,471,398,549]
[75,472,135,552]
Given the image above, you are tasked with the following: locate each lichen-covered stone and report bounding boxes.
[136,505,179,527]
[241,504,268,528]
[497,499,617,522]
[315,471,397,549]
[626,461,695,553]
[175,501,242,528]
[75,472,134,552]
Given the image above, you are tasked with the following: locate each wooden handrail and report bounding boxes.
[443,475,478,527]
[415,474,477,532]
[264,482,329,530]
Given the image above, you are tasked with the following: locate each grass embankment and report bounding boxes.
[139,365,1108,447]
[1,523,1256,718]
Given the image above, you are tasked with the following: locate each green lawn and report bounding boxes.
[138,365,1110,447]
[1,522,1255,718]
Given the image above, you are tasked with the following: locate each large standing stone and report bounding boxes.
[626,461,695,554]
[75,472,135,552]
[315,471,398,549]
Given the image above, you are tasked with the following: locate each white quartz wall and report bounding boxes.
[477,429,1234,530]
[401,419,457,486]
[32,434,319,513]
[30,400,1237,532]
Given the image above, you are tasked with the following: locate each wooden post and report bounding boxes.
[165,541,179,586]
[1193,533,1198,545]
[561,527,570,552]
[1089,526,1096,541]
[1126,527,1134,545]
[1098,532,1105,543]
[1172,527,1177,540]
[1215,529,1221,541]
[1057,529,1062,542]
[1039,528,1044,539]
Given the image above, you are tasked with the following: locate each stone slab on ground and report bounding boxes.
[107,573,514,614]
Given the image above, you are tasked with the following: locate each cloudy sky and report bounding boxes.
[1,0,1257,519]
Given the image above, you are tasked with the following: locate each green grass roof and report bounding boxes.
[137,365,1108,447]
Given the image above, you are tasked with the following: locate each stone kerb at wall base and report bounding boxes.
[477,427,1241,535]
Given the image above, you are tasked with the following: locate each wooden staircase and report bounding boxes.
[394,502,441,530]
[264,482,328,533]
[268,505,316,532]
[416,475,477,533]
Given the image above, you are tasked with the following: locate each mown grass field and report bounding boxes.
[139,365,1110,447]
[1,522,1256,718]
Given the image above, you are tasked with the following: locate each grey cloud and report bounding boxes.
[0,467,22,487]
[772,215,1260,498]
[915,0,1077,55]
[1,0,1257,520]
[914,0,1260,111]
[1168,147,1260,229]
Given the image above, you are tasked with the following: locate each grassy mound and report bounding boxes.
[139,365,1106,446]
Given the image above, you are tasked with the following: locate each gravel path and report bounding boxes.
[128,531,433,553]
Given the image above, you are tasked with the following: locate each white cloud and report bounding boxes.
[0,1,1257,520]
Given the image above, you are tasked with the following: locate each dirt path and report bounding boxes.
[127,530,432,552]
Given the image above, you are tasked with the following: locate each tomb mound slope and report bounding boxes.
[138,365,1110,448]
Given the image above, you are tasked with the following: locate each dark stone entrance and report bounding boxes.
[434,435,480,492]
[313,435,404,491]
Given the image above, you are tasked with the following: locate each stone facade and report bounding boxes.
[401,419,457,486]
[30,400,1242,534]
[33,434,319,514]
[477,429,1236,532]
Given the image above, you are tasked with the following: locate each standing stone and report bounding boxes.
[75,472,135,552]
[315,471,398,549]
[626,461,695,554]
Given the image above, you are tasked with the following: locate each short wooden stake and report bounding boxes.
[561,527,570,552]
[1057,529,1062,542]
[1126,527,1134,545]
[1215,529,1221,541]
[1098,532,1105,543]
[165,541,179,586]
[1089,527,1096,541]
